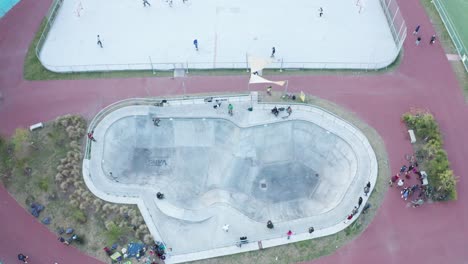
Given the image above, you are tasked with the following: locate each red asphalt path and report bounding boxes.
[1,0,468,263]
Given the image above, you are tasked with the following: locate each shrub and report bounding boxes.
[143,234,154,244]
[104,222,126,244]
[71,207,87,223]
[38,178,49,192]
[403,111,457,200]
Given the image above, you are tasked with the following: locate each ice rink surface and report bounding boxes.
[40,0,398,71]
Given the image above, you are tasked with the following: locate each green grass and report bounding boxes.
[24,17,402,81]
[439,0,468,52]
[0,118,148,262]
[420,0,468,101]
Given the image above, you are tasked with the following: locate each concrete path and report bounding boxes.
[0,0,468,263]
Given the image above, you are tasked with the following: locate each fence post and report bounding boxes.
[149,56,155,74]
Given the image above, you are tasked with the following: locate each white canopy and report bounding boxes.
[248,56,287,86]
[249,74,286,86]
[248,56,274,73]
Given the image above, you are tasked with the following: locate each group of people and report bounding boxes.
[271,106,292,117]
[413,24,436,46]
[390,157,426,207]
[344,190,369,224]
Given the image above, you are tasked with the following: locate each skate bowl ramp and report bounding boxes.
[103,117,355,222]
[83,94,377,260]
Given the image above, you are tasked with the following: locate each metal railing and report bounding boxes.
[432,0,467,72]
[379,0,407,52]
[35,0,64,63]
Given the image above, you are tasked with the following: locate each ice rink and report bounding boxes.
[40,0,399,71]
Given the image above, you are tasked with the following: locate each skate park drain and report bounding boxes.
[260,179,267,190]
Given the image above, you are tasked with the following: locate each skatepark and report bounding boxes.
[83,94,377,262]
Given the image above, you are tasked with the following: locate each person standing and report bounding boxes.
[416,37,421,46]
[351,206,358,215]
[271,47,276,57]
[143,0,151,7]
[97,35,103,48]
[358,196,363,208]
[228,103,233,116]
[318,7,323,17]
[364,181,371,196]
[286,230,293,239]
[413,25,420,35]
[193,39,198,51]
[430,35,436,44]
[17,254,29,263]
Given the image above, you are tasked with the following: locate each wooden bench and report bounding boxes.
[29,122,44,131]
[408,129,416,143]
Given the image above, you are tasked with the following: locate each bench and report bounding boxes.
[408,129,416,143]
[29,122,44,131]
[420,171,429,186]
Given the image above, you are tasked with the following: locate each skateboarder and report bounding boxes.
[271,47,276,57]
[193,39,198,51]
[97,35,103,48]
[87,131,96,142]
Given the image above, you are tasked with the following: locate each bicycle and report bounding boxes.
[405,153,416,163]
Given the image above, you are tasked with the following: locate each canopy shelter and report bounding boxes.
[247,56,288,93]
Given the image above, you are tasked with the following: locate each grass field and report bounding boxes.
[439,0,468,53]
[432,0,468,70]
[420,0,468,101]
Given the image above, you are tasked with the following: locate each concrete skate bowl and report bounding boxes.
[100,116,366,223]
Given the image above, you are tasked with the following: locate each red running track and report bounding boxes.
[1,0,468,263]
